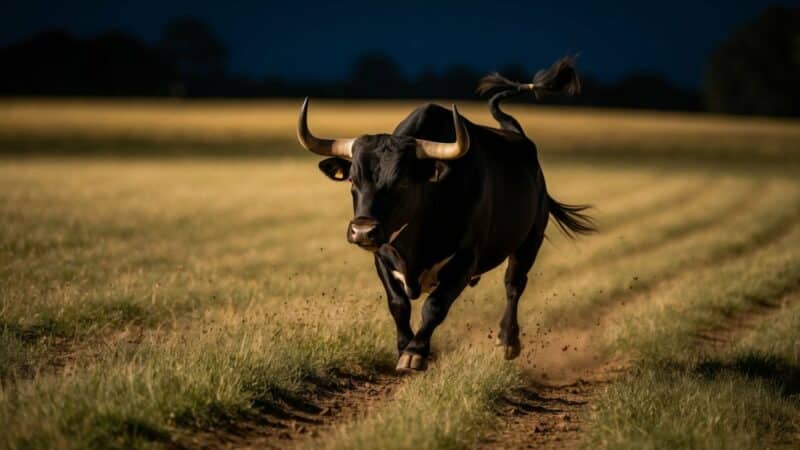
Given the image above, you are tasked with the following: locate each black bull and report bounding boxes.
[297,94,594,372]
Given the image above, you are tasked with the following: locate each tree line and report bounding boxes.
[1,7,797,116]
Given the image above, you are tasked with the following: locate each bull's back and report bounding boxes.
[395,103,548,274]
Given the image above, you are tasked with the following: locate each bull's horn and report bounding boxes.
[415,105,470,160]
[297,97,354,158]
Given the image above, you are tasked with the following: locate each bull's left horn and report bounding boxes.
[297,97,354,158]
[415,105,470,160]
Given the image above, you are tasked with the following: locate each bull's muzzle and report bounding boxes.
[347,217,384,251]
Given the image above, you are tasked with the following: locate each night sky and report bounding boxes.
[2,0,798,88]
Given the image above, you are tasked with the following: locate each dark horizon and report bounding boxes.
[3,0,799,89]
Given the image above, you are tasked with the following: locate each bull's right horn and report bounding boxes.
[297,97,355,158]
[415,105,470,160]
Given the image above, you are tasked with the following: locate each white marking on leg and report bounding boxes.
[391,270,409,293]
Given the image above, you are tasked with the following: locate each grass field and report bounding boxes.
[1,100,800,450]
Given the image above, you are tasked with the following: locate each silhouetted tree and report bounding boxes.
[158,18,227,81]
[612,73,701,110]
[438,64,480,98]
[84,32,172,95]
[0,29,171,96]
[497,63,529,85]
[705,6,800,116]
[415,66,441,98]
[346,51,408,98]
[0,26,706,110]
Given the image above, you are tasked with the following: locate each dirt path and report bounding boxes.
[477,311,628,449]
[481,378,606,450]
[479,286,800,450]
[174,372,401,450]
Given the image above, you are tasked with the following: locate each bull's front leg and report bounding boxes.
[397,249,475,372]
[374,250,413,355]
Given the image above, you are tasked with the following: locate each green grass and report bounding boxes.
[584,227,800,449]
[588,359,800,450]
[606,223,800,359]
[308,349,520,450]
[586,298,800,450]
[0,307,393,450]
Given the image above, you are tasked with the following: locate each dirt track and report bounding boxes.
[183,177,800,450]
[175,373,400,450]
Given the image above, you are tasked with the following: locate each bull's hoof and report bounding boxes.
[494,338,521,360]
[395,352,428,372]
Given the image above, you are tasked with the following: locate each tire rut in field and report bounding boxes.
[480,276,800,450]
[596,177,715,231]
[174,372,402,450]
[477,180,798,447]
[516,176,731,298]
[553,177,756,279]
[534,180,792,331]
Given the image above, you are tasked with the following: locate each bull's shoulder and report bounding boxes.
[393,103,460,141]
[393,103,537,154]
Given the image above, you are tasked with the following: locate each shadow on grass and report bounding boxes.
[90,414,172,449]
[693,352,800,398]
[0,298,153,381]
[165,367,399,450]
[1,298,150,344]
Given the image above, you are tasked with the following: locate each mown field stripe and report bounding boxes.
[535,181,798,328]
[535,176,749,284]
[586,277,800,448]
[486,271,800,450]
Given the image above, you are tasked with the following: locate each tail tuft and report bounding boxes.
[476,56,582,135]
[548,195,596,239]
[531,56,582,99]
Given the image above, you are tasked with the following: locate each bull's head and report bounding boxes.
[297,98,470,251]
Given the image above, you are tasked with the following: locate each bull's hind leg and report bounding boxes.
[497,226,545,360]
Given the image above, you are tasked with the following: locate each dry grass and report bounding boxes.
[1,101,800,449]
[1,99,799,159]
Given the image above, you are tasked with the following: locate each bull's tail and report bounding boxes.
[548,194,596,239]
[476,56,582,136]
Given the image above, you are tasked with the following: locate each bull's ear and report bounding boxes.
[413,160,451,182]
[416,160,451,182]
[318,157,351,181]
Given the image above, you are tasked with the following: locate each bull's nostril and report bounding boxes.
[351,225,375,234]
[348,219,381,246]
